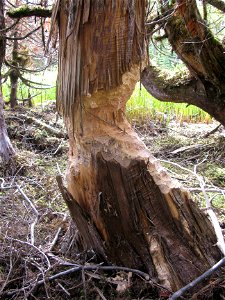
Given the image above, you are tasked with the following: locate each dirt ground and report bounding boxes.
[0,103,225,299]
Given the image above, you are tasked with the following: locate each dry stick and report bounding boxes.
[4,265,150,296]
[56,281,70,296]
[204,124,222,138]
[16,184,39,245]
[169,257,225,300]
[48,213,67,252]
[189,187,225,193]
[6,237,51,269]
[160,159,225,255]
[94,287,108,300]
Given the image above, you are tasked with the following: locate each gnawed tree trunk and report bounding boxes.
[56,0,221,291]
[142,0,225,126]
[0,0,15,163]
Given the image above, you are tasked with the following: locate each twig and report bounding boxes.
[0,243,13,293]
[5,237,51,269]
[16,184,39,216]
[203,124,222,138]
[94,287,108,300]
[4,264,150,296]
[56,281,70,296]
[16,184,39,245]
[189,188,225,193]
[82,268,87,300]
[48,213,67,252]
[169,257,225,299]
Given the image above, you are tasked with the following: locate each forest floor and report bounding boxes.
[0,103,225,299]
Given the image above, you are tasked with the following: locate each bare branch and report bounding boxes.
[0,19,19,33]
[5,25,41,40]
[169,257,225,299]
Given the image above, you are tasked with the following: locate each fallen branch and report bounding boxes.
[16,184,38,245]
[48,213,67,252]
[20,114,66,138]
[5,237,51,269]
[169,257,225,299]
[4,264,150,297]
[203,124,222,138]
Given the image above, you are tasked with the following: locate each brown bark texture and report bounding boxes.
[0,0,15,163]
[56,0,221,291]
[142,0,225,125]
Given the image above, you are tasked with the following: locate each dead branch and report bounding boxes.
[6,26,41,40]
[169,257,225,300]
[3,264,150,297]
[16,184,38,216]
[20,114,66,139]
[48,213,67,252]
[16,184,38,245]
[0,19,19,33]
[203,124,222,138]
[5,237,51,269]
[205,0,225,13]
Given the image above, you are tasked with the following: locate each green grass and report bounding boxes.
[126,83,212,124]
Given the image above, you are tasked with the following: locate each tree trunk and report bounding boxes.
[0,0,15,163]
[56,0,221,291]
[0,89,15,163]
[9,36,19,109]
[9,70,19,109]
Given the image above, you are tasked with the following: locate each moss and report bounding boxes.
[7,5,52,19]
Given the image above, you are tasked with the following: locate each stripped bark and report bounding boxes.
[56,0,221,291]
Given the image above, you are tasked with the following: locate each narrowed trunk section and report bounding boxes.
[56,0,221,291]
[63,68,220,291]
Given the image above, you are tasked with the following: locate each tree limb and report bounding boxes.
[6,26,41,40]
[141,65,206,104]
[169,257,225,299]
[141,65,225,126]
[206,0,225,13]
[7,5,52,19]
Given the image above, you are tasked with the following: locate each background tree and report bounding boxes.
[4,0,52,108]
[141,0,225,126]
[55,0,221,291]
[0,0,15,163]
